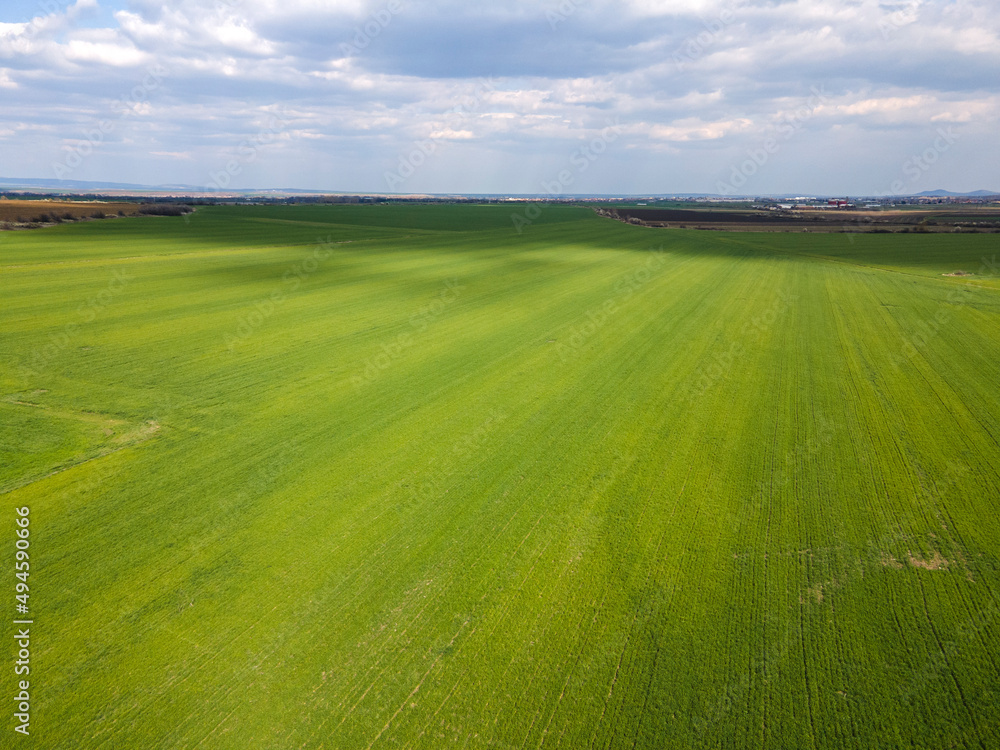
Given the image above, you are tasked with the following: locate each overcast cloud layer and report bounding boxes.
[1,0,997,194]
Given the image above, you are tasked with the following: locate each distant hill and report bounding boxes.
[1,177,997,199]
[0,177,347,196]
[914,189,998,197]
[0,177,161,191]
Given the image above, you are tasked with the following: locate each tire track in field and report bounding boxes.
[472,455,616,744]
[168,528,437,748]
[400,668,467,749]
[411,280,690,747]
[475,534,560,724]
[281,525,472,741]
[319,312,651,747]
[184,383,546,746]
[363,619,473,750]
[510,423,646,749]
[513,555,602,749]
[535,591,611,749]
[912,572,990,749]
[356,383,616,748]
[827,281,933,532]
[313,511,545,747]
[514,331,687,748]
[623,470,696,749]
[92,601,282,749]
[781,266,821,750]
[593,254,775,747]
[304,487,551,748]
[586,465,692,750]
[404,480,585,748]
[294,268,804,748]
[531,431,676,749]
[903,342,1000,459]
[325,578,443,727]
[396,527,559,748]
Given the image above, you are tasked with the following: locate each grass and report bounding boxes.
[1,204,999,748]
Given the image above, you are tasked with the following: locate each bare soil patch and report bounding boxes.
[0,199,142,226]
[597,206,1000,234]
[908,551,950,570]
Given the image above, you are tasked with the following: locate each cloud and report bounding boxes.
[65,39,147,66]
[0,0,996,193]
[649,117,753,142]
[427,128,474,140]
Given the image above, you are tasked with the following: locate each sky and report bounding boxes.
[0,0,997,195]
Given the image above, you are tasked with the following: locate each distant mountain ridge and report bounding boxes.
[914,189,998,197]
[0,177,163,191]
[0,177,997,198]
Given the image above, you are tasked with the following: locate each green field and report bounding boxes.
[2,205,999,748]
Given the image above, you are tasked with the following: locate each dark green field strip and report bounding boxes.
[715,230,1000,290]
[0,206,427,267]
[1,205,998,748]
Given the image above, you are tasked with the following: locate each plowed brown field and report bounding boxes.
[0,199,142,224]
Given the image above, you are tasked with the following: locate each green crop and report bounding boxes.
[1,205,998,748]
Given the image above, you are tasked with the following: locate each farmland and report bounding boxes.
[603,205,1000,233]
[2,204,999,748]
[0,199,146,226]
